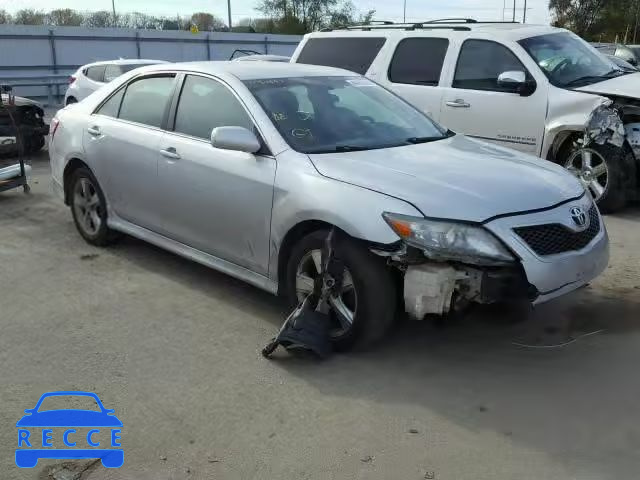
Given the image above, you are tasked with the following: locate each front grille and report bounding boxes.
[513,205,600,256]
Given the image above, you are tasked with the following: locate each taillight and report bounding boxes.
[69,76,76,84]
[50,117,60,140]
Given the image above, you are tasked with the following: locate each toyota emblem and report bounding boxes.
[570,206,587,228]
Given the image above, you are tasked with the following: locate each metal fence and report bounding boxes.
[0,25,302,104]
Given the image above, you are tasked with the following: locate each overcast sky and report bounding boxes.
[5,0,551,25]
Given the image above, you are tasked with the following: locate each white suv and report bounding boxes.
[291,19,640,212]
[65,59,168,105]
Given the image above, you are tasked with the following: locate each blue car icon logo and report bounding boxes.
[16,391,123,468]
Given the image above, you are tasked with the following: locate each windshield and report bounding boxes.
[244,76,448,154]
[519,32,628,88]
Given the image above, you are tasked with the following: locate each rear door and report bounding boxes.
[377,37,451,122]
[439,38,548,154]
[157,74,276,274]
[84,73,177,231]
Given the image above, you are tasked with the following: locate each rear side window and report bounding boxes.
[173,75,253,140]
[118,75,175,128]
[103,64,123,83]
[453,39,528,92]
[297,37,386,75]
[85,65,105,82]
[389,38,449,86]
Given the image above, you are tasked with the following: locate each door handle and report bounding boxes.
[160,147,181,160]
[87,126,101,136]
[445,99,471,108]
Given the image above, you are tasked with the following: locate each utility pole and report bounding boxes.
[227,0,232,30]
[512,0,516,22]
[111,0,116,25]
[523,0,527,23]
[403,0,407,23]
[635,0,640,44]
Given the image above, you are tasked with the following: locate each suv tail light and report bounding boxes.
[68,76,76,84]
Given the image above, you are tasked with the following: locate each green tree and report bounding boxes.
[257,0,371,33]
[83,11,114,28]
[13,9,46,25]
[46,9,83,26]
[190,12,226,31]
[0,9,11,24]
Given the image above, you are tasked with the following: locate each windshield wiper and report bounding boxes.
[565,69,626,87]
[307,145,370,154]
[406,136,445,144]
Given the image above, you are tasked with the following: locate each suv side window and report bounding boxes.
[453,40,529,92]
[173,75,253,140]
[85,65,106,82]
[118,75,176,128]
[388,38,449,86]
[103,64,123,83]
[297,37,386,75]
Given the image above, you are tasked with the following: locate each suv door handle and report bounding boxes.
[87,126,101,136]
[445,99,471,108]
[160,147,181,160]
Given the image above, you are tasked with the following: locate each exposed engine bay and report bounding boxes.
[0,91,49,156]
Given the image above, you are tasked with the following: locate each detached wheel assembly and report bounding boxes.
[285,230,396,351]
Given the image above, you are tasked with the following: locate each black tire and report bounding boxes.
[69,167,117,246]
[285,230,397,351]
[560,140,635,213]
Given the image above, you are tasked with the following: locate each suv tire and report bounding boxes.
[285,230,397,351]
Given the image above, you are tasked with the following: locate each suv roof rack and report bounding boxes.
[323,18,520,32]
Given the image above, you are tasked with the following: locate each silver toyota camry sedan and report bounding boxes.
[50,62,609,350]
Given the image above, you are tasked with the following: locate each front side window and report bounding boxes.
[453,40,529,92]
[389,38,449,86]
[118,75,175,128]
[519,32,628,87]
[296,37,386,75]
[173,75,253,140]
[85,65,105,82]
[245,76,447,154]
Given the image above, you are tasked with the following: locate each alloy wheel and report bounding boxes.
[73,177,102,236]
[565,148,608,201]
[295,249,357,338]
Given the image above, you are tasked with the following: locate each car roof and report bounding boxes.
[305,23,565,42]
[82,59,168,68]
[138,60,358,80]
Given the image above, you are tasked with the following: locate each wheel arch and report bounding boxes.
[63,158,91,205]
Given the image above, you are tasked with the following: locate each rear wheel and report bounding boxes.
[69,167,117,246]
[285,230,397,351]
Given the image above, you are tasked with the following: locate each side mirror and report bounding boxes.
[211,126,261,154]
[497,71,535,96]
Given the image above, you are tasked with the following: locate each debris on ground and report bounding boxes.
[408,428,419,434]
[360,455,374,463]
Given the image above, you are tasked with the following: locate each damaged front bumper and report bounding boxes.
[375,194,609,319]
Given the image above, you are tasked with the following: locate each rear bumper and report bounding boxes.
[485,194,609,304]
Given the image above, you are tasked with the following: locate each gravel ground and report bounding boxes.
[0,150,639,480]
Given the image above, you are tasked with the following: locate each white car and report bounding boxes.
[65,59,168,105]
[292,19,640,212]
[49,62,608,350]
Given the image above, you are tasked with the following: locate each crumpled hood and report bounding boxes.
[575,72,640,99]
[308,135,584,222]
[0,94,43,109]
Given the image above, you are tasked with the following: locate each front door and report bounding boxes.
[84,74,177,231]
[439,39,548,154]
[157,74,276,275]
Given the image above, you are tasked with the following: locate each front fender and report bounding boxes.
[268,151,422,281]
[543,87,614,159]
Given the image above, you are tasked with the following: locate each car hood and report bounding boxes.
[575,72,640,98]
[0,94,43,109]
[307,135,584,222]
[16,410,123,427]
